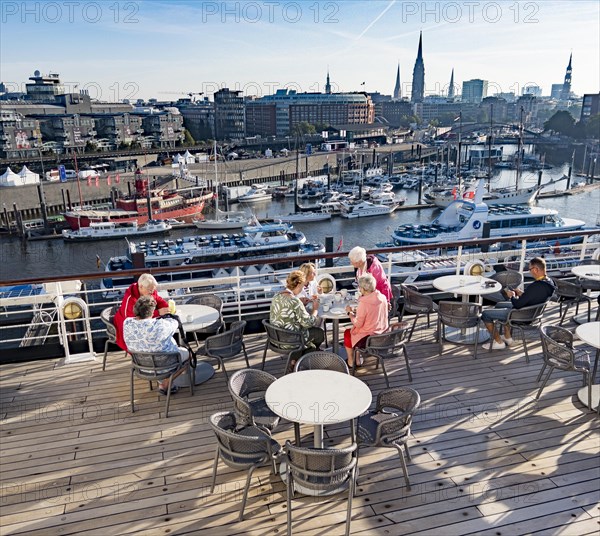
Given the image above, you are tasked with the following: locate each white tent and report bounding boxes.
[174,153,185,164]
[0,167,29,187]
[18,165,41,185]
[183,150,195,164]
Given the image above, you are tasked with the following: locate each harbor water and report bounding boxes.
[1,161,598,282]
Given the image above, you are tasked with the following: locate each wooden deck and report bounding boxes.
[1,305,599,536]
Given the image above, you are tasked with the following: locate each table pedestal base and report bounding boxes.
[442,326,490,345]
[173,361,215,387]
[573,312,592,325]
[577,384,600,411]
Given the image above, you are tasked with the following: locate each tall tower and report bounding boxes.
[448,68,455,99]
[560,53,572,101]
[411,32,425,103]
[393,63,401,100]
[325,69,331,94]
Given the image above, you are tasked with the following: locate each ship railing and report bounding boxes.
[1,229,599,357]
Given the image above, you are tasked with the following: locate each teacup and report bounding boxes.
[322,303,330,312]
[334,292,342,302]
[340,288,348,299]
[186,314,194,323]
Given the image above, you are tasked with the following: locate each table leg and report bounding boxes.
[313,424,324,448]
[332,319,340,354]
[577,384,599,411]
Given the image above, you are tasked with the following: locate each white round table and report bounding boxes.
[172,303,220,387]
[575,322,600,411]
[318,297,357,354]
[265,369,372,448]
[432,275,502,344]
[570,266,600,324]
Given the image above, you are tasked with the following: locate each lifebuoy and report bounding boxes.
[265,237,269,243]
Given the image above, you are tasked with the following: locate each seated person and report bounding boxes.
[270,270,325,366]
[297,262,321,306]
[123,295,188,396]
[348,246,393,303]
[114,273,169,351]
[343,274,389,368]
[482,257,555,350]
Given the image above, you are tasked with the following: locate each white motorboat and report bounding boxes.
[271,211,332,223]
[193,210,250,230]
[237,184,271,203]
[426,184,541,209]
[340,200,398,219]
[62,220,171,241]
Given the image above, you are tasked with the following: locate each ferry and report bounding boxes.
[62,220,171,242]
[392,180,586,246]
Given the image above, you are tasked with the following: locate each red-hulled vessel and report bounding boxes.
[64,169,211,230]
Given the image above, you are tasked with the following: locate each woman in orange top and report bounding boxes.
[343,273,389,368]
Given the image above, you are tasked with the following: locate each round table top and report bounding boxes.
[265,369,372,426]
[432,275,502,296]
[176,304,220,331]
[319,299,357,320]
[571,265,600,281]
[576,322,600,349]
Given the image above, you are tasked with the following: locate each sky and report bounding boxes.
[1,0,599,101]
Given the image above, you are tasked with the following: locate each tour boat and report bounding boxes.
[62,220,171,241]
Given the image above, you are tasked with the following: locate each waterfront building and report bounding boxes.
[480,97,510,123]
[550,84,564,100]
[462,79,488,104]
[245,99,277,137]
[580,93,600,123]
[0,109,42,159]
[413,102,477,124]
[134,110,184,149]
[176,99,215,141]
[410,32,425,103]
[522,85,542,97]
[514,94,540,127]
[25,70,65,103]
[92,113,144,150]
[393,64,401,100]
[560,53,573,101]
[214,88,245,141]
[376,100,413,127]
[39,113,97,154]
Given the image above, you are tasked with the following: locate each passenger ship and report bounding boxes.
[392,180,586,246]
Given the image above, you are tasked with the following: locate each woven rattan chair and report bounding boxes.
[100,305,121,371]
[228,369,280,433]
[129,350,193,418]
[537,324,593,409]
[261,319,306,374]
[354,323,413,386]
[490,302,548,362]
[209,411,282,521]
[202,321,249,381]
[389,283,402,322]
[285,441,357,536]
[487,270,524,304]
[553,278,593,325]
[356,387,420,489]
[186,294,225,344]
[295,351,349,373]
[400,284,438,341]
[437,301,482,359]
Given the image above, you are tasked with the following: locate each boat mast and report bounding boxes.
[516,105,524,189]
[456,111,462,190]
[294,135,300,213]
[213,140,218,214]
[487,104,493,191]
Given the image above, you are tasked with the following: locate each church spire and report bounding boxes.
[560,53,572,101]
[325,68,331,94]
[411,31,425,103]
[393,63,401,100]
[448,68,455,99]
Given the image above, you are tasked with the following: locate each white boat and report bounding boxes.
[62,220,171,241]
[271,211,332,223]
[426,184,541,209]
[369,190,398,206]
[340,200,398,219]
[237,185,271,203]
[391,179,586,246]
[193,209,250,230]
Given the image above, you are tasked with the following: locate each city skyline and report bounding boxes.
[1,1,599,102]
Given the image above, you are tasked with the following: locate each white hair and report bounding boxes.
[138,273,158,291]
[348,246,367,264]
[358,274,376,293]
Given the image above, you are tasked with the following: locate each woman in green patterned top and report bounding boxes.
[270,270,325,363]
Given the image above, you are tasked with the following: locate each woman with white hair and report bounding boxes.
[114,273,169,351]
[343,273,389,367]
[348,246,393,302]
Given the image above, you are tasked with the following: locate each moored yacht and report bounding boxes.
[340,200,398,219]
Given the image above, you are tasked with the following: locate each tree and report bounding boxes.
[183,129,195,145]
[289,121,316,137]
[543,111,575,136]
[585,114,600,140]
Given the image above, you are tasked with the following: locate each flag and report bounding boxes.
[336,236,343,252]
[115,173,120,183]
[452,187,457,199]
[95,176,99,187]
[463,190,475,199]
[87,176,91,187]
[107,174,111,186]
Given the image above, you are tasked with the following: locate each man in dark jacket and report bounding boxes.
[482,257,555,350]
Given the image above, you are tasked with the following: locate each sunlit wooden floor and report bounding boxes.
[1,305,599,535]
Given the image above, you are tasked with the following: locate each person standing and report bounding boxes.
[348,246,393,303]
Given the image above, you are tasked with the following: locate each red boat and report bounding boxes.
[64,169,212,230]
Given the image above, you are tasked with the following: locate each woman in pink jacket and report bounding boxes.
[343,273,389,368]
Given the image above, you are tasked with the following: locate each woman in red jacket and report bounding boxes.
[113,273,169,351]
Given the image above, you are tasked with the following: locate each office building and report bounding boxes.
[461,79,488,104]
[214,88,245,140]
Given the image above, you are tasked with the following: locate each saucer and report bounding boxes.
[329,308,346,315]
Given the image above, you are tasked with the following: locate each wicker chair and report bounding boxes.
[353,323,413,386]
[389,283,402,322]
[400,284,438,341]
[437,301,482,359]
[553,278,593,325]
[285,441,357,536]
[487,270,524,304]
[537,325,593,409]
[129,350,194,418]
[295,351,349,373]
[185,294,225,345]
[261,319,306,374]
[209,411,282,521]
[202,321,249,381]
[489,302,547,362]
[100,305,121,371]
[356,387,420,489]
[228,369,280,433]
